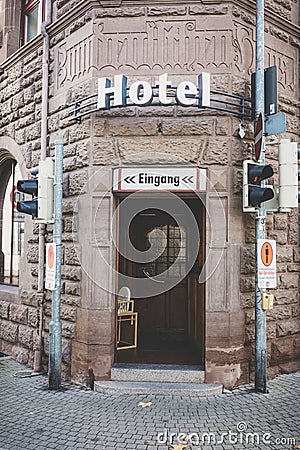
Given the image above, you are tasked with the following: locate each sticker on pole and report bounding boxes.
[254,112,263,161]
[45,243,56,291]
[258,239,276,288]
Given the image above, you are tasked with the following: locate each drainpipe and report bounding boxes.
[33,0,52,372]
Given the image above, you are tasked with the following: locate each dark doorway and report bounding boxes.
[116,197,205,365]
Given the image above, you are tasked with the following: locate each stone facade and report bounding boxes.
[0,0,299,388]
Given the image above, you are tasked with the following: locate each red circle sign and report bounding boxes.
[261,242,273,267]
[48,245,55,269]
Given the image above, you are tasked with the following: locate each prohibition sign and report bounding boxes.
[47,244,55,269]
[261,242,273,267]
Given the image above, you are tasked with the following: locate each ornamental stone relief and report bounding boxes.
[55,16,295,95]
[56,16,235,90]
[93,17,233,72]
[233,25,254,75]
[57,32,94,89]
[265,47,295,93]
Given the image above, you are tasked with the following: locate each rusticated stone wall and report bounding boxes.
[0,0,299,387]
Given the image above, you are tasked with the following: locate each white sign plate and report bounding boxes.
[45,243,56,291]
[113,168,207,192]
[258,239,276,289]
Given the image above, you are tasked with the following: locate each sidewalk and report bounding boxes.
[0,357,299,450]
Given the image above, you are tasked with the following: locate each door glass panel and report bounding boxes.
[144,225,186,278]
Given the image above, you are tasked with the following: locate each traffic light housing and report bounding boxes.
[16,179,38,218]
[251,65,278,119]
[38,158,55,222]
[243,160,274,212]
[278,139,298,211]
[16,157,54,222]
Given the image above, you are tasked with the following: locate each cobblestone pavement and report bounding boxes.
[0,357,299,450]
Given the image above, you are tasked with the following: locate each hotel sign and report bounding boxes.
[71,72,251,122]
[98,73,210,110]
[113,167,207,192]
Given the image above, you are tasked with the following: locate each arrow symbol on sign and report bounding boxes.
[182,175,194,184]
[124,175,136,184]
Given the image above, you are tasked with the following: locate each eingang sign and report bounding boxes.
[113,167,207,192]
[98,73,210,110]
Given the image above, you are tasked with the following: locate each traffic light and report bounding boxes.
[38,158,55,222]
[243,160,274,212]
[278,139,298,211]
[16,179,38,218]
[251,65,278,119]
[16,157,54,222]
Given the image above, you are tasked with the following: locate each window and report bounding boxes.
[0,152,24,285]
[144,225,187,278]
[22,0,43,44]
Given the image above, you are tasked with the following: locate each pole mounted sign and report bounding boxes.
[257,239,276,289]
[254,112,263,161]
[113,167,207,192]
[45,243,56,291]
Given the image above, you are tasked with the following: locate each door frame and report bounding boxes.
[114,193,206,366]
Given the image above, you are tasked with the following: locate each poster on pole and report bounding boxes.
[45,243,56,291]
[257,239,276,288]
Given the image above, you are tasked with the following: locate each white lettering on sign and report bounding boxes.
[176,81,197,106]
[113,168,207,192]
[156,74,172,105]
[97,74,127,109]
[98,73,210,110]
[129,80,153,105]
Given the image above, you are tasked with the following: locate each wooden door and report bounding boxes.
[117,197,205,365]
[187,200,205,358]
[131,211,187,335]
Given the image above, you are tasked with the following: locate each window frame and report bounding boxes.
[0,157,24,287]
[21,0,44,46]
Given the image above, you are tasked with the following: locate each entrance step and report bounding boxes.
[94,380,223,397]
[111,363,205,384]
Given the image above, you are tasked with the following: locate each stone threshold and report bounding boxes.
[111,363,205,384]
[94,380,223,397]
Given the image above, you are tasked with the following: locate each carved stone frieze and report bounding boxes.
[54,12,296,96]
[55,15,238,90]
[232,20,295,94]
[233,25,254,75]
[56,26,94,90]
[265,46,295,93]
[93,16,234,73]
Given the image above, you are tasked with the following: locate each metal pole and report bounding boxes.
[255,0,267,393]
[48,142,63,390]
[34,0,52,373]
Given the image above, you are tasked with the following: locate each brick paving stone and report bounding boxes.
[0,359,300,449]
